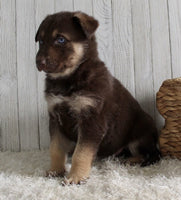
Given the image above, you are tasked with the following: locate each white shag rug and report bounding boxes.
[0,150,181,200]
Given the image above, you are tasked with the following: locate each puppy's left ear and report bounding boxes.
[73,12,99,38]
[35,29,39,42]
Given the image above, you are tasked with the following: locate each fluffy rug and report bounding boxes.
[0,150,181,200]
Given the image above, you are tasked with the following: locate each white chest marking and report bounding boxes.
[128,140,139,156]
[69,95,96,113]
[45,94,65,113]
[45,93,96,114]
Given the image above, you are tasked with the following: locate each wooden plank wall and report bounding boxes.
[0,0,180,151]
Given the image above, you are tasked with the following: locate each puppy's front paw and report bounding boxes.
[62,173,88,185]
[46,169,65,178]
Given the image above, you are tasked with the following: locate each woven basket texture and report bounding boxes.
[157,78,181,158]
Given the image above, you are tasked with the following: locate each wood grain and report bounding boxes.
[35,0,55,150]
[131,0,155,118]
[16,0,39,150]
[0,0,19,151]
[74,0,92,15]
[92,0,114,74]
[168,0,181,78]
[54,0,74,12]
[112,0,135,96]
[149,0,172,128]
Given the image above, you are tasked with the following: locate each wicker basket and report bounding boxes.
[157,78,181,158]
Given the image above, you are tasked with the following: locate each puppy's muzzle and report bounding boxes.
[36,57,58,73]
[36,57,47,71]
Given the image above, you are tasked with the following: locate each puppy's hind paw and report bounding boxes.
[141,152,161,167]
[123,156,144,166]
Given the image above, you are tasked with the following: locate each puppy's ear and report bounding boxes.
[35,15,49,42]
[73,12,99,38]
[35,29,39,42]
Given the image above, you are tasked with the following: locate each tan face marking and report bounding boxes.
[49,66,79,78]
[52,30,70,40]
[48,47,58,58]
[40,31,45,37]
[49,42,84,78]
[61,33,71,41]
[69,42,84,66]
[52,29,58,38]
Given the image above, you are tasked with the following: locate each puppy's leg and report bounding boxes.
[46,116,73,177]
[137,131,161,167]
[64,116,106,185]
[139,142,161,167]
[127,134,161,167]
[64,142,95,184]
[46,134,67,177]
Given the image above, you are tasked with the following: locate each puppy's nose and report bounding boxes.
[41,59,46,65]
[36,58,46,71]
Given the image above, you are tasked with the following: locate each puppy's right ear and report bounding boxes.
[35,29,39,42]
[73,12,99,38]
[35,15,50,42]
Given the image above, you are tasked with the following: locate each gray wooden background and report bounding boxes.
[0,0,180,151]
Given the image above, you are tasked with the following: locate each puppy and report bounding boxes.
[35,11,160,184]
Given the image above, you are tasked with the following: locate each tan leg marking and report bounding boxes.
[46,134,67,177]
[124,156,143,166]
[64,144,95,184]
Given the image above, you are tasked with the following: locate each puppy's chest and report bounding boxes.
[46,91,96,141]
[45,92,96,115]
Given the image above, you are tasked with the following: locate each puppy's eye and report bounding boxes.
[39,40,43,45]
[55,37,66,45]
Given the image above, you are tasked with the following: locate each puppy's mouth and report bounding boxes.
[37,63,66,73]
[37,64,47,72]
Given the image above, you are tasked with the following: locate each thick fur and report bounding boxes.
[35,11,160,184]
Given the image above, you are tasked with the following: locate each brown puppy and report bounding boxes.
[35,11,160,184]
